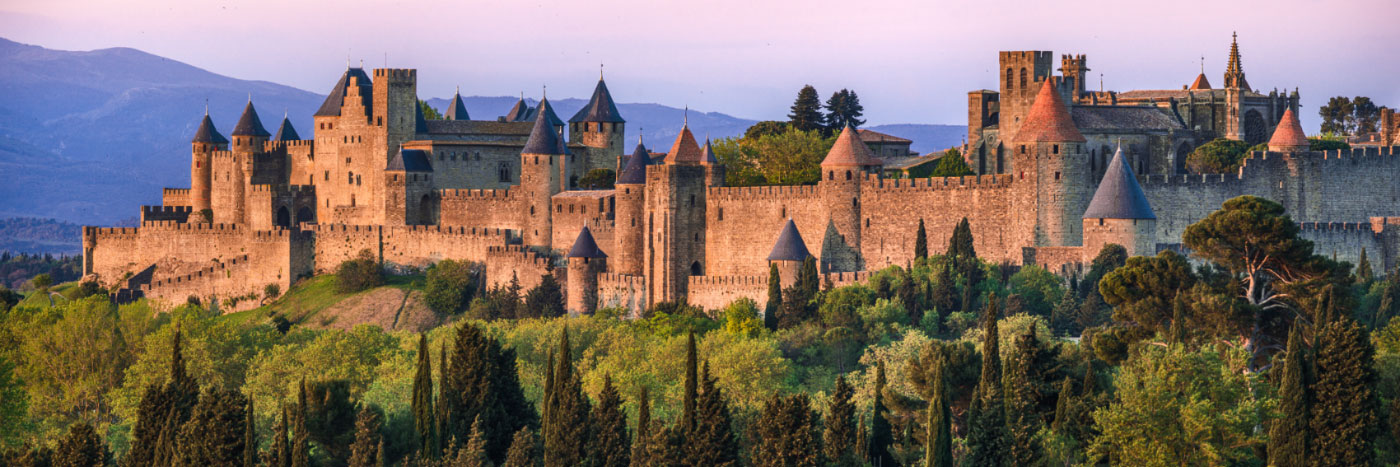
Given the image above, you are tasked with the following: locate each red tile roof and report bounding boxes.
[666,125,704,165]
[1189,73,1212,90]
[822,124,881,167]
[857,129,912,144]
[1015,79,1086,143]
[1268,108,1310,151]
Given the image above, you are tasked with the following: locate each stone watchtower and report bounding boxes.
[1014,78,1092,248]
[700,139,726,187]
[384,148,435,225]
[1059,54,1089,102]
[520,106,568,248]
[568,77,626,172]
[644,123,709,305]
[566,226,608,315]
[190,112,229,219]
[998,51,1055,143]
[767,219,813,290]
[612,138,651,276]
[229,100,271,224]
[1082,146,1156,258]
[819,124,882,272]
[373,69,421,155]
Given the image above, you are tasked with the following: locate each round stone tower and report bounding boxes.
[1267,108,1310,153]
[230,99,271,225]
[568,77,626,171]
[189,112,228,218]
[1082,146,1157,258]
[612,138,650,276]
[818,124,881,272]
[1014,78,1091,247]
[519,102,567,248]
[566,225,608,315]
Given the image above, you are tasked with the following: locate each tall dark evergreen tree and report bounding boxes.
[244,398,257,467]
[590,375,631,467]
[53,423,108,467]
[503,427,538,467]
[524,272,566,318]
[824,89,866,130]
[176,387,250,466]
[766,263,783,330]
[127,328,199,466]
[457,416,491,467]
[444,323,537,462]
[1357,248,1374,284]
[948,217,976,259]
[1002,328,1050,465]
[1269,324,1309,467]
[868,361,895,467]
[1311,314,1379,467]
[752,394,823,467]
[272,406,291,467]
[966,297,1007,467]
[306,380,357,461]
[543,328,592,466]
[291,380,310,467]
[412,334,436,455]
[687,362,739,466]
[349,406,384,467]
[631,386,653,467]
[682,331,698,432]
[788,85,825,132]
[823,375,859,466]
[926,359,953,467]
[915,219,928,260]
[948,217,983,312]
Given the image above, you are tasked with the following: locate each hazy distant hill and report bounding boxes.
[0,37,964,229]
[0,217,82,255]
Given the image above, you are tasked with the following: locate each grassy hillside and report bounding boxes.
[222,273,445,332]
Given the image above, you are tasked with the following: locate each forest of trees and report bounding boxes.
[3,194,1400,466]
[1318,96,1382,136]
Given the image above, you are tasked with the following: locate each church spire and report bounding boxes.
[1224,32,1250,90]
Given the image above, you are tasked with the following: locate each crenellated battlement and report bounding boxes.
[1298,221,1376,234]
[708,184,821,201]
[141,254,251,292]
[486,245,555,268]
[688,274,767,288]
[143,205,191,215]
[163,188,191,197]
[389,224,513,238]
[249,184,317,195]
[304,224,383,234]
[822,271,873,287]
[1138,173,1235,185]
[440,187,515,200]
[598,272,645,286]
[373,68,416,80]
[866,173,1017,192]
[138,221,243,232]
[264,140,313,151]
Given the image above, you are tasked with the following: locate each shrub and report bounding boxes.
[335,249,383,293]
[929,148,974,177]
[578,169,616,189]
[31,273,53,291]
[1186,138,1252,174]
[67,281,105,300]
[423,259,477,314]
[263,283,281,300]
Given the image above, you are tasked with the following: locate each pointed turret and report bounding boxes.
[522,103,565,155]
[665,123,703,165]
[1189,73,1212,90]
[232,100,271,137]
[570,78,625,123]
[315,67,372,117]
[1015,78,1085,143]
[767,219,812,261]
[191,113,229,145]
[700,138,719,165]
[504,94,532,121]
[821,123,881,167]
[1223,32,1250,90]
[567,226,607,259]
[618,138,651,185]
[272,115,300,141]
[537,96,565,128]
[1268,108,1310,152]
[1083,147,1155,220]
[445,87,470,121]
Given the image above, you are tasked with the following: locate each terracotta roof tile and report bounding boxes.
[821,124,881,167]
[1189,73,1212,90]
[666,125,703,165]
[1268,108,1309,151]
[1015,79,1085,143]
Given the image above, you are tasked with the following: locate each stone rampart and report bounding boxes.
[597,273,646,317]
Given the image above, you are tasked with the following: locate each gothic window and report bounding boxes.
[1006,68,1014,91]
[1053,144,1059,154]
[499,163,511,182]
[1020,68,1028,94]
[1243,110,1267,146]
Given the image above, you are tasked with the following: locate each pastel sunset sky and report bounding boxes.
[2,0,1395,129]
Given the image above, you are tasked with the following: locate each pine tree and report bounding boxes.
[590,375,631,467]
[966,297,1007,467]
[824,89,866,130]
[127,328,199,466]
[1357,248,1374,284]
[631,386,653,467]
[244,398,257,467]
[445,323,537,462]
[1311,315,1379,467]
[292,380,310,467]
[788,85,825,132]
[349,406,384,467]
[53,422,108,467]
[926,359,953,467]
[1049,288,1079,337]
[686,362,739,466]
[176,387,250,466]
[752,394,823,467]
[544,328,592,466]
[766,263,782,331]
[868,361,895,467]
[682,331,698,432]
[1268,324,1309,467]
[914,219,928,260]
[412,334,436,454]
[504,427,538,467]
[823,375,859,466]
[524,272,566,318]
[457,416,491,467]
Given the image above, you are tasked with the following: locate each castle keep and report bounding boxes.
[83,35,1400,314]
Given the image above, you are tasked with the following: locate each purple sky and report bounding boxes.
[3,0,1396,130]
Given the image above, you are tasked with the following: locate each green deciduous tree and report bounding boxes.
[1186,138,1252,174]
[579,168,617,190]
[424,259,477,315]
[336,249,383,293]
[930,149,974,177]
[712,129,835,186]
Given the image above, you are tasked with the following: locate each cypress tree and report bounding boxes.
[591,375,631,467]
[752,394,823,467]
[349,406,384,467]
[504,427,538,467]
[53,422,108,467]
[915,219,928,260]
[766,263,782,330]
[544,328,592,466]
[176,387,249,466]
[631,387,653,467]
[457,416,490,467]
[244,398,257,467]
[1357,248,1374,284]
[948,217,976,259]
[868,361,894,467]
[1003,328,1047,466]
[788,85,825,132]
[412,334,436,454]
[823,375,859,466]
[926,360,953,467]
[1050,377,1073,432]
[292,380,310,467]
[543,350,555,444]
[127,328,198,466]
[1268,324,1309,467]
[646,424,686,466]
[273,406,291,467]
[445,323,537,462]
[436,342,448,456]
[682,331,698,432]
[855,414,868,464]
[1311,315,1378,467]
[686,362,739,466]
[798,257,820,298]
[966,297,1006,467]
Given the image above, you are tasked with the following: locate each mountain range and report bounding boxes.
[0,37,964,227]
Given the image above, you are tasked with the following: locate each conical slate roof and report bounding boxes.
[537,97,565,128]
[272,116,300,141]
[569,79,625,123]
[1083,146,1155,220]
[666,124,703,165]
[191,113,229,145]
[700,138,719,165]
[1268,108,1310,151]
[414,99,428,133]
[1189,73,1212,90]
[232,100,271,137]
[567,226,608,259]
[522,105,565,155]
[445,88,470,121]
[821,124,880,167]
[767,219,812,261]
[1015,79,1085,143]
[504,95,532,122]
[387,148,433,172]
[315,67,372,117]
[617,139,651,185]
